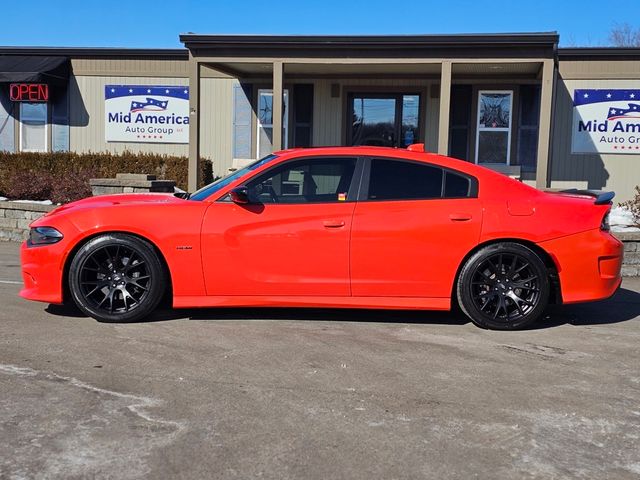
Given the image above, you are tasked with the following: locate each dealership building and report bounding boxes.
[1,32,640,201]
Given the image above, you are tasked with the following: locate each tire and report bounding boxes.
[68,233,166,323]
[457,242,550,330]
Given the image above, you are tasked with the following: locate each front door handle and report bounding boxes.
[449,213,472,222]
[323,220,345,228]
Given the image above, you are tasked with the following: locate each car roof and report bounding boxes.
[275,146,489,177]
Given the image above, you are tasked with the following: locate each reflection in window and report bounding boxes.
[247,158,356,204]
[478,93,511,128]
[20,102,47,152]
[476,91,513,165]
[257,89,289,158]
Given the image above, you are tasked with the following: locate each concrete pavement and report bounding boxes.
[1,240,639,479]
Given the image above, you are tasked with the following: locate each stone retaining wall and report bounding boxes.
[615,232,640,277]
[0,202,55,242]
[1,201,639,277]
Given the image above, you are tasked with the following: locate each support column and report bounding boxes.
[536,58,555,189]
[272,61,284,152]
[188,55,201,192]
[437,61,452,155]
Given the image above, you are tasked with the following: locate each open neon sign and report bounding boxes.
[9,83,49,102]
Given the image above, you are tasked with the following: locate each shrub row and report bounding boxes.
[0,151,213,204]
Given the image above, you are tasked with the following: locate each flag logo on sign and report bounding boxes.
[130,98,168,113]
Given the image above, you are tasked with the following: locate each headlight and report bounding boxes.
[28,227,64,246]
[600,210,611,232]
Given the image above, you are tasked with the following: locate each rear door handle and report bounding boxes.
[323,220,345,228]
[449,213,472,222]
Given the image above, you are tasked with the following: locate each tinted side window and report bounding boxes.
[444,171,471,198]
[246,157,356,204]
[368,159,443,201]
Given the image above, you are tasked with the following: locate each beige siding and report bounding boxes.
[551,76,640,203]
[200,78,235,175]
[560,60,640,80]
[311,78,438,151]
[71,58,189,77]
[69,75,189,156]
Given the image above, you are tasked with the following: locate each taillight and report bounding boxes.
[601,210,611,232]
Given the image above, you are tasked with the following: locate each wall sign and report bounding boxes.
[10,83,49,102]
[572,88,640,154]
[105,85,189,143]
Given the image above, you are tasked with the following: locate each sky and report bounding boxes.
[0,0,628,48]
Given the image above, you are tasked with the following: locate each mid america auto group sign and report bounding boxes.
[572,88,640,154]
[105,85,189,143]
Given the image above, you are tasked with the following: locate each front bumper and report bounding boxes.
[20,240,66,304]
[539,229,623,304]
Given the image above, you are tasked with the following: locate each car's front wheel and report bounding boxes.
[457,242,550,330]
[68,233,166,323]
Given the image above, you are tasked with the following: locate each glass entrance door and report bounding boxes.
[348,93,420,148]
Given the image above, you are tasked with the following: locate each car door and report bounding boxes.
[350,157,483,298]
[201,156,360,297]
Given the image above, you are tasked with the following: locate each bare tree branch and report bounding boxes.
[609,23,640,47]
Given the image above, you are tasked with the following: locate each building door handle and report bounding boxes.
[449,213,472,222]
[323,220,345,228]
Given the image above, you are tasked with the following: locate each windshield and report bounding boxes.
[189,154,278,201]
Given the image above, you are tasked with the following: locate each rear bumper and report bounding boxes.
[539,229,623,304]
[20,241,65,304]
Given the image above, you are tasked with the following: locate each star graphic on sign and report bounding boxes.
[606,93,612,98]
[183,89,188,94]
[161,102,167,107]
[132,102,138,107]
[165,89,170,94]
[611,109,617,114]
[110,88,115,93]
[583,93,589,98]
[631,93,636,98]
[147,89,151,93]
[129,89,133,93]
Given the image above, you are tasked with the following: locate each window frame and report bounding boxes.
[19,102,49,153]
[256,88,289,159]
[219,155,365,205]
[358,156,478,202]
[474,89,514,166]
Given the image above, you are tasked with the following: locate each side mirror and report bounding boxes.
[230,186,250,204]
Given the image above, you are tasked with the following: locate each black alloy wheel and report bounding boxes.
[457,242,550,330]
[69,233,166,323]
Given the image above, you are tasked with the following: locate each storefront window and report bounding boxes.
[475,91,512,164]
[349,93,421,148]
[20,102,48,152]
[257,89,288,158]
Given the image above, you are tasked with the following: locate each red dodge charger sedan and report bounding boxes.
[20,145,622,330]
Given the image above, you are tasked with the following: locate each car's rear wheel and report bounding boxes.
[457,242,550,330]
[69,233,166,323]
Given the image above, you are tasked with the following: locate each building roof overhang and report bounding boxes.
[180,32,559,60]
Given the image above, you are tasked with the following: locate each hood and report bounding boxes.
[43,193,183,217]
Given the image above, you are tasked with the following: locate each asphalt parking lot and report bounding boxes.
[1,240,639,479]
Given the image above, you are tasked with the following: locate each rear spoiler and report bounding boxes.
[556,189,615,205]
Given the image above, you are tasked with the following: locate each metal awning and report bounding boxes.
[0,55,69,85]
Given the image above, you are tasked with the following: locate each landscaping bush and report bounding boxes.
[0,151,213,203]
[621,186,640,227]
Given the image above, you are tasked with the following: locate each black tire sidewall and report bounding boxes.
[69,233,166,323]
[457,243,550,330]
